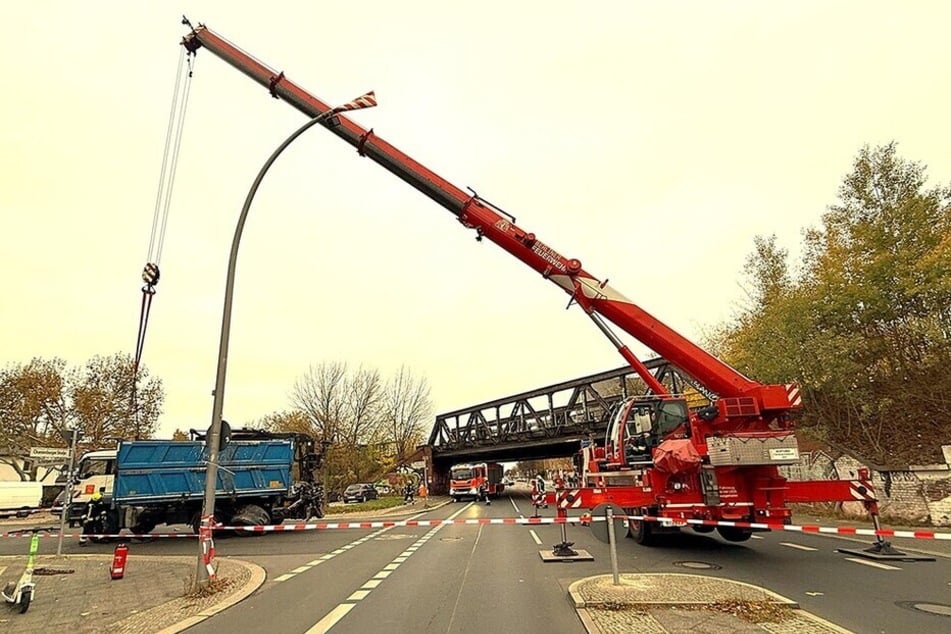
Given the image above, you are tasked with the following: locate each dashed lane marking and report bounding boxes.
[305,502,473,633]
[529,529,543,545]
[844,557,901,570]
[306,603,354,634]
[780,542,819,551]
[275,527,389,582]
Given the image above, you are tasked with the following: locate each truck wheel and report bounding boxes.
[628,508,656,546]
[717,526,753,542]
[231,504,269,536]
[130,520,157,536]
[91,510,120,543]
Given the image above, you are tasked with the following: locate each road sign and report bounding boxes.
[29,446,71,460]
[411,461,425,469]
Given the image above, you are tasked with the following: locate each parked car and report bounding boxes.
[343,483,379,504]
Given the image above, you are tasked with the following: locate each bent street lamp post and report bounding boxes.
[196,92,377,588]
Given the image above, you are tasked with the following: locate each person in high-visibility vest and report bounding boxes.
[79,490,107,546]
[534,474,548,508]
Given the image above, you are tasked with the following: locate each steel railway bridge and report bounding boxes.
[415,357,715,490]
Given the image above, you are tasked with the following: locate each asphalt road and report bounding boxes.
[2,486,949,633]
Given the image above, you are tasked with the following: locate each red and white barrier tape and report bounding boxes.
[4,515,949,541]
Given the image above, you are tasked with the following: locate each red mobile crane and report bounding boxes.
[180,23,888,549]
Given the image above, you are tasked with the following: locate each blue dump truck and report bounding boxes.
[65,429,326,537]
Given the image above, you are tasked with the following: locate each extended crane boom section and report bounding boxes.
[181,25,782,413]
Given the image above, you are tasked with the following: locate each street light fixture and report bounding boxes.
[196,92,377,588]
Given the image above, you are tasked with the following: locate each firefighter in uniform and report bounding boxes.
[79,489,107,546]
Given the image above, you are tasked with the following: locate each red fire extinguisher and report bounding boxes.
[110,543,129,580]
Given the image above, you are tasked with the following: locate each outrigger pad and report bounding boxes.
[539,548,594,562]
[837,542,935,562]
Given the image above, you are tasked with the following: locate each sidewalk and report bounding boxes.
[0,553,263,634]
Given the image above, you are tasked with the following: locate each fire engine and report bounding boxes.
[180,22,888,550]
[449,462,504,503]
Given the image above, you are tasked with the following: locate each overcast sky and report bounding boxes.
[2,2,948,439]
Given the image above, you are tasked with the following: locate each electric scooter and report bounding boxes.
[2,530,39,613]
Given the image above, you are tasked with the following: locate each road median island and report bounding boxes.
[569,573,852,634]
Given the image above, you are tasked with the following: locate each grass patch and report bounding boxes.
[327,496,409,515]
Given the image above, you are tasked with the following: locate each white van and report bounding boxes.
[0,481,44,518]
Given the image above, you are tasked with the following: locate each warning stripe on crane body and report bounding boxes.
[786,383,802,407]
[557,490,583,509]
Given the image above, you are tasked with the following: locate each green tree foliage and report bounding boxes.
[710,144,950,465]
[0,353,164,480]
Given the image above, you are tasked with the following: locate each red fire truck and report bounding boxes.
[449,462,505,503]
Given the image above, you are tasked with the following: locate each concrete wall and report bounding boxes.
[782,450,951,527]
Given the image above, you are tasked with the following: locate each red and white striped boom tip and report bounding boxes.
[331,91,377,114]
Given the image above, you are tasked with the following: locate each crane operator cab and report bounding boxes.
[606,396,691,467]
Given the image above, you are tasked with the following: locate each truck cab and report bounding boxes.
[64,449,117,525]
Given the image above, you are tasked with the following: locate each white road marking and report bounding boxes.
[510,496,521,516]
[305,604,354,634]
[751,535,764,539]
[305,502,473,631]
[780,542,818,551]
[276,529,385,582]
[844,557,901,570]
[529,529,543,545]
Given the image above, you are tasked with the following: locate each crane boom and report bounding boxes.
[181,25,795,413]
[177,23,894,556]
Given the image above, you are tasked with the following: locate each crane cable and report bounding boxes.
[132,46,197,422]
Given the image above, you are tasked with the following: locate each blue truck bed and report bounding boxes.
[113,439,294,504]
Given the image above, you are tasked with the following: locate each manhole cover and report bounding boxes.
[897,601,951,617]
[672,561,721,570]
